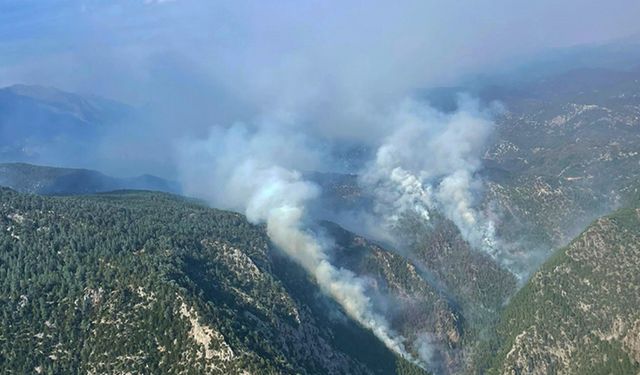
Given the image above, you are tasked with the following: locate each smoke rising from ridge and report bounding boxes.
[178,124,419,364]
[176,93,521,372]
[3,0,632,367]
[358,97,504,262]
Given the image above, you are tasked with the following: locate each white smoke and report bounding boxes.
[414,332,441,374]
[176,96,515,369]
[360,97,501,259]
[178,123,417,363]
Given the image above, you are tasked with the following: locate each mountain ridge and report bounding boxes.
[485,198,640,374]
[0,162,181,195]
[0,187,428,374]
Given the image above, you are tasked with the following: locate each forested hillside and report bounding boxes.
[0,163,180,195]
[485,198,640,374]
[0,188,426,375]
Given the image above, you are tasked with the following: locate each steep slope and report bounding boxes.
[392,214,517,374]
[322,221,465,374]
[0,162,181,195]
[486,200,640,374]
[0,188,426,374]
[311,172,519,373]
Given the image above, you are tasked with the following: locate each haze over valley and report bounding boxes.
[1,1,640,374]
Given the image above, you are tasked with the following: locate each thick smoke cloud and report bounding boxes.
[177,94,510,369]
[359,97,501,259]
[179,124,418,363]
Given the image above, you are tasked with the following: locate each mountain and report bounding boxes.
[483,66,640,253]
[2,182,638,374]
[0,162,181,195]
[321,221,464,374]
[405,65,640,253]
[309,177,519,374]
[0,84,130,125]
[0,84,132,164]
[486,198,640,374]
[309,65,640,373]
[3,47,640,374]
[0,187,427,375]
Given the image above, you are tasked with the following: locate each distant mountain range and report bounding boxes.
[0,162,180,195]
[0,84,133,165]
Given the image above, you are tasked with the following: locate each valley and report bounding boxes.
[1,6,640,373]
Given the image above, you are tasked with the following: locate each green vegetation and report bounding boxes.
[0,163,180,195]
[0,188,425,374]
[482,200,640,374]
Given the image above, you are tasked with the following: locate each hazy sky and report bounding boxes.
[2,0,640,102]
[1,0,640,175]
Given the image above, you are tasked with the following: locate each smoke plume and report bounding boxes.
[360,97,502,261]
[178,123,417,363]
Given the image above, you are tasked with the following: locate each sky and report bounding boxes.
[1,0,640,175]
[2,0,640,104]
